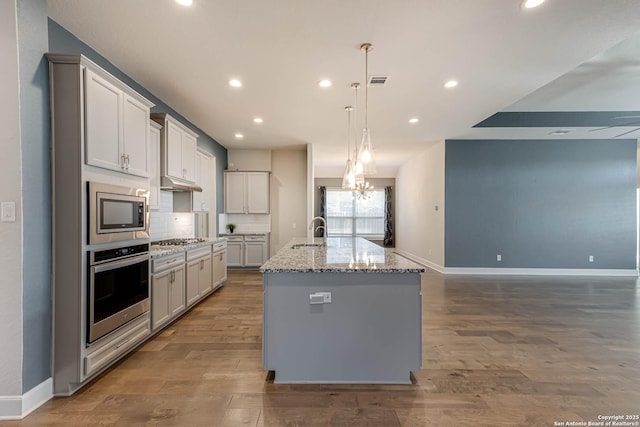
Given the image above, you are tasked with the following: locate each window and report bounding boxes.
[325,189,385,237]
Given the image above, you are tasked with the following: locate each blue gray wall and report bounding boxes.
[445,139,637,269]
[48,19,228,230]
[18,0,51,393]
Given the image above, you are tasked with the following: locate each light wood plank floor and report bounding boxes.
[3,270,640,426]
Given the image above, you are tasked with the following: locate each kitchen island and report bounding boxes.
[260,237,425,384]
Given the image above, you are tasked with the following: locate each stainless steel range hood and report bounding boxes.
[160,175,202,192]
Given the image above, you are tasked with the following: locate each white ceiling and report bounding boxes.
[47,0,640,169]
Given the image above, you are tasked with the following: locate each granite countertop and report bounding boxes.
[150,237,226,258]
[260,237,426,273]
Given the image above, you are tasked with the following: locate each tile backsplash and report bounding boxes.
[149,192,194,240]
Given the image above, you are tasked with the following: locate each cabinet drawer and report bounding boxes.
[213,241,227,253]
[186,245,211,261]
[245,235,265,242]
[84,317,150,376]
[152,253,185,274]
[226,235,243,242]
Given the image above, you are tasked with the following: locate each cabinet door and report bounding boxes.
[170,266,186,317]
[148,123,161,210]
[225,172,246,214]
[166,121,184,179]
[181,132,197,183]
[198,154,211,212]
[198,254,212,296]
[227,242,243,267]
[247,172,270,214]
[212,250,227,287]
[84,69,123,172]
[245,242,265,267]
[151,272,171,331]
[122,94,150,177]
[186,260,201,307]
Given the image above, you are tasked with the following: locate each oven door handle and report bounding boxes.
[92,253,149,273]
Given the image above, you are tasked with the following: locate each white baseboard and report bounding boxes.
[443,267,639,276]
[393,250,445,273]
[393,249,639,277]
[0,377,52,420]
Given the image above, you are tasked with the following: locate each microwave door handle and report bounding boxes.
[92,253,149,273]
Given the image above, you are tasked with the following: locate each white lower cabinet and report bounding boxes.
[226,234,268,268]
[226,236,244,267]
[186,246,212,307]
[84,315,150,377]
[212,242,227,289]
[151,253,186,331]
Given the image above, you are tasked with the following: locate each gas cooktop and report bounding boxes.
[152,238,208,246]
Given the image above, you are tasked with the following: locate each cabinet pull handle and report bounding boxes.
[125,154,130,169]
[200,259,204,269]
[121,154,126,168]
[115,337,132,349]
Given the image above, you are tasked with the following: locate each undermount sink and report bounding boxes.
[291,243,326,249]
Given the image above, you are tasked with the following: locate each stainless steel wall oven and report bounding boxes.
[87,243,150,343]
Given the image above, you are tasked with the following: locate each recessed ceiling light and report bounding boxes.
[318,79,332,88]
[253,117,263,124]
[229,79,242,88]
[409,118,419,124]
[175,0,193,6]
[234,133,244,139]
[521,0,545,9]
[444,80,458,88]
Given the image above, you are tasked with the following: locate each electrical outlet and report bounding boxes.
[496,254,502,262]
[1,202,16,222]
[588,255,594,263]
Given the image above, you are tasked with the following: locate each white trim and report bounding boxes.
[394,249,639,277]
[394,249,445,273]
[443,267,639,277]
[0,377,52,420]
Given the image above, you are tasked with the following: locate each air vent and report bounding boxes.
[368,75,388,87]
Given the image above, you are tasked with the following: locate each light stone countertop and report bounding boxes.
[150,237,226,259]
[260,237,426,273]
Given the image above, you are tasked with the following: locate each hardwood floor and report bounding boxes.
[4,270,639,426]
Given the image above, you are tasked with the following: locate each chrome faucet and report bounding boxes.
[308,216,326,239]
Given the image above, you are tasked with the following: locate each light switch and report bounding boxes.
[1,202,15,222]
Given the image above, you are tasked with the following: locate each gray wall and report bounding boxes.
[445,139,637,269]
[48,19,228,231]
[18,0,51,393]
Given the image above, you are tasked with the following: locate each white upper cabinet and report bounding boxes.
[148,120,162,210]
[193,151,211,212]
[84,68,152,178]
[151,113,199,184]
[224,171,270,214]
[224,172,247,214]
[247,172,270,214]
[122,95,150,177]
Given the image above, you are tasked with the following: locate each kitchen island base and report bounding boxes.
[262,271,422,384]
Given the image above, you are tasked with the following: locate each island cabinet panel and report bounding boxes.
[262,271,422,384]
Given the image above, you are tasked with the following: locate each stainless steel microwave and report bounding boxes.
[88,181,149,245]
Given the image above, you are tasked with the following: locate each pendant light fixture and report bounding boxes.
[358,43,377,175]
[350,82,365,188]
[341,105,355,189]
